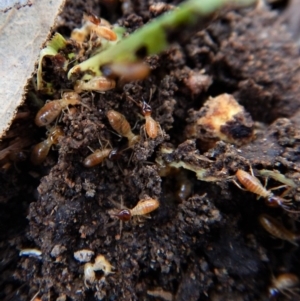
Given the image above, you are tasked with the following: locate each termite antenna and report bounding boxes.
[30,290,41,301]
[141,99,152,115]
[87,146,94,153]
[267,195,300,213]
[149,87,155,103]
[126,94,141,107]
[282,205,300,214]
[127,150,134,167]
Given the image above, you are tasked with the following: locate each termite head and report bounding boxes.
[62,91,81,105]
[142,101,152,116]
[268,287,279,298]
[268,273,299,298]
[114,209,131,221]
[265,195,281,208]
[49,127,64,144]
[83,13,101,25]
[108,147,122,161]
[266,196,300,213]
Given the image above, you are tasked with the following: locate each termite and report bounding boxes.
[101,62,150,81]
[74,76,116,93]
[259,214,300,246]
[235,169,297,213]
[71,13,117,44]
[176,170,193,201]
[90,25,117,41]
[268,273,299,298]
[114,198,160,221]
[83,12,101,26]
[84,13,116,41]
[31,127,64,165]
[126,95,161,139]
[83,148,112,167]
[0,137,31,164]
[141,101,161,139]
[106,110,140,147]
[35,92,81,127]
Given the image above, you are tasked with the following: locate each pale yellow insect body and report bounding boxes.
[106,110,140,147]
[131,198,160,216]
[114,198,160,221]
[83,148,112,167]
[35,92,81,127]
[259,214,299,246]
[236,169,270,198]
[269,273,299,298]
[74,76,116,93]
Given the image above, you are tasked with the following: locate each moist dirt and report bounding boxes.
[1,0,300,300]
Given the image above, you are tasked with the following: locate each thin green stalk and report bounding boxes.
[68,0,255,79]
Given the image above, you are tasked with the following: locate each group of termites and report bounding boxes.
[235,168,300,297]
[29,13,162,291]
[32,90,161,219]
[30,12,300,297]
[32,14,161,223]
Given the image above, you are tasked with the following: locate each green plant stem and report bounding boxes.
[68,0,255,79]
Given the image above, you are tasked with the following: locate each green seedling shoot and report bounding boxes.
[67,0,255,79]
[37,33,67,91]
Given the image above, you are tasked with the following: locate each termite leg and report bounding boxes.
[127,151,134,167]
[249,164,255,177]
[268,184,288,192]
[80,101,91,111]
[281,205,300,214]
[99,138,113,157]
[131,119,140,131]
[119,196,123,237]
[280,187,293,199]
[30,290,40,301]
[149,87,155,102]
[140,124,147,141]
[87,146,95,153]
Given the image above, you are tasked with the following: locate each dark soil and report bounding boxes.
[1,0,300,300]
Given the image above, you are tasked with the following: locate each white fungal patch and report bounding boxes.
[83,254,114,287]
[84,263,96,287]
[94,255,114,276]
[74,249,94,263]
[19,248,42,259]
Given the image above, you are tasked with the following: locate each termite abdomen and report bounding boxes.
[31,127,64,165]
[259,214,299,246]
[131,198,160,216]
[101,62,150,81]
[83,148,111,167]
[236,169,269,198]
[35,101,62,127]
[269,273,299,298]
